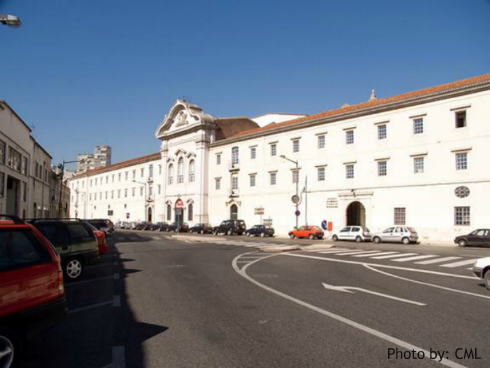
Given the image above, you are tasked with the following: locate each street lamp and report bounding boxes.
[57,160,80,218]
[280,154,300,229]
[133,180,147,221]
[0,14,22,28]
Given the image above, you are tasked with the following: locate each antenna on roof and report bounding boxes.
[369,89,377,101]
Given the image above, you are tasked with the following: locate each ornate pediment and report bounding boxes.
[155,99,214,139]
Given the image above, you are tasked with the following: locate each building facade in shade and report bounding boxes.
[76,145,112,173]
[68,73,490,243]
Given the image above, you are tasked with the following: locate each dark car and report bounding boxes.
[189,223,213,234]
[134,222,148,230]
[29,219,100,281]
[214,220,246,236]
[455,229,490,247]
[1,215,67,367]
[167,222,189,232]
[245,225,275,237]
[150,222,167,231]
[142,222,153,231]
[86,219,111,235]
[158,223,170,232]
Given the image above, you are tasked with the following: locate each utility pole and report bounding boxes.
[280,155,300,229]
[58,160,78,217]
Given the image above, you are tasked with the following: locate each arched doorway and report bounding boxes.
[230,204,238,220]
[148,207,152,223]
[346,201,366,226]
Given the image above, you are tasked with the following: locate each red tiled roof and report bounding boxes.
[230,73,490,139]
[71,152,161,179]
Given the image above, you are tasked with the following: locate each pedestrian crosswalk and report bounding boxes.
[173,235,286,249]
[315,248,477,270]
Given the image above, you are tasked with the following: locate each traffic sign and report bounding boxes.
[295,210,300,217]
[255,207,264,215]
[291,195,300,204]
[321,220,328,230]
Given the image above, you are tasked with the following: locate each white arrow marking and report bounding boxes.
[322,283,426,306]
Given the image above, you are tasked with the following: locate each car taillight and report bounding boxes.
[362,232,365,236]
[58,270,65,295]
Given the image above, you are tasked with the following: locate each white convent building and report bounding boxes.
[69,73,490,244]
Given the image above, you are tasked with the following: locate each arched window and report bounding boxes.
[231,147,239,165]
[177,157,184,183]
[188,203,193,221]
[189,160,195,182]
[149,164,153,178]
[168,164,174,185]
[167,204,172,221]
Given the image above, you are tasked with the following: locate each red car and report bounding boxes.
[0,215,67,368]
[288,225,324,240]
[87,223,109,254]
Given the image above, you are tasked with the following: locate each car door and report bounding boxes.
[339,227,351,240]
[349,227,361,241]
[482,230,490,247]
[473,229,486,246]
[393,227,404,242]
[65,223,96,256]
[381,227,395,242]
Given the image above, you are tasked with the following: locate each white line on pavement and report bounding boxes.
[440,259,478,268]
[415,256,461,265]
[352,251,399,258]
[336,250,381,256]
[371,253,418,259]
[392,255,438,262]
[232,253,466,368]
[68,300,114,315]
[317,248,351,253]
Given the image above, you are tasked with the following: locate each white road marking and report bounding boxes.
[392,255,438,262]
[336,250,381,256]
[318,248,351,254]
[284,253,477,279]
[415,256,461,265]
[440,259,478,268]
[232,253,466,368]
[364,264,490,300]
[353,251,399,257]
[371,253,418,259]
[322,283,426,306]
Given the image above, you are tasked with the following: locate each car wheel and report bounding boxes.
[373,237,381,244]
[402,237,410,245]
[227,229,233,236]
[356,236,362,243]
[332,235,339,242]
[484,269,490,290]
[0,327,21,368]
[65,258,83,281]
[289,234,295,239]
[308,234,315,240]
[458,239,467,247]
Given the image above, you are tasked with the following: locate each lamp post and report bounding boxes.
[280,155,299,229]
[57,160,79,218]
[133,180,147,221]
[0,14,22,27]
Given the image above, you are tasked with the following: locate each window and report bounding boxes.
[413,157,424,174]
[455,206,470,226]
[189,160,195,182]
[0,230,50,271]
[89,194,92,201]
[66,223,92,241]
[117,190,121,199]
[111,190,114,199]
[345,130,354,145]
[0,172,4,198]
[124,189,128,198]
[125,171,128,180]
[177,157,184,183]
[149,164,153,178]
[270,144,277,156]
[149,185,153,196]
[167,205,172,221]
[216,154,221,165]
[21,157,28,175]
[413,118,424,134]
[158,184,161,194]
[105,191,108,199]
[317,167,325,181]
[455,111,466,128]
[168,164,174,185]
[188,204,193,221]
[394,208,406,225]
[232,176,238,190]
[132,170,136,179]
[140,168,144,177]
[378,125,387,140]
[118,173,121,182]
[455,152,467,170]
[250,174,256,187]
[140,187,143,196]
[132,188,135,197]
[318,135,325,149]
[346,164,354,179]
[8,147,22,172]
[292,139,300,153]
[378,161,387,176]
[0,140,5,164]
[159,165,162,175]
[270,172,277,185]
[231,147,239,165]
[292,170,299,183]
[250,147,256,159]
[106,176,109,184]
[22,182,27,202]
[94,193,97,200]
[112,174,115,183]
[215,178,221,190]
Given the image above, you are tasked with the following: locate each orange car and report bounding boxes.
[288,226,324,240]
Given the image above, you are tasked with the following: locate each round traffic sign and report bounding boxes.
[295,210,301,217]
[291,195,300,204]
[321,220,328,230]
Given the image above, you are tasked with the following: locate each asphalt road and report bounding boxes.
[23,231,490,368]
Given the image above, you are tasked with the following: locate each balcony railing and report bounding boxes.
[228,161,240,171]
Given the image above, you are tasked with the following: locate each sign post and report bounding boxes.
[175,199,184,232]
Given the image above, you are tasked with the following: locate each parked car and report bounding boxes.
[213,220,246,236]
[150,222,167,231]
[331,226,371,243]
[472,257,490,290]
[134,222,148,230]
[86,223,109,254]
[189,223,213,234]
[114,221,125,229]
[86,219,111,235]
[167,222,189,232]
[128,222,138,230]
[289,225,324,240]
[0,215,67,368]
[245,225,275,237]
[454,229,490,247]
[142,222,153,231]
[29,219,100,281]
[158,223,170,232]
[371,226,418,244]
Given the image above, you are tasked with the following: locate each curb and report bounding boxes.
[259,245,301,253]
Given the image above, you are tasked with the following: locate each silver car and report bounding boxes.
[372,226,419,244]
[332,226,372,243]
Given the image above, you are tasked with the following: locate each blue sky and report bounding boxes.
[1,0,489,168]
